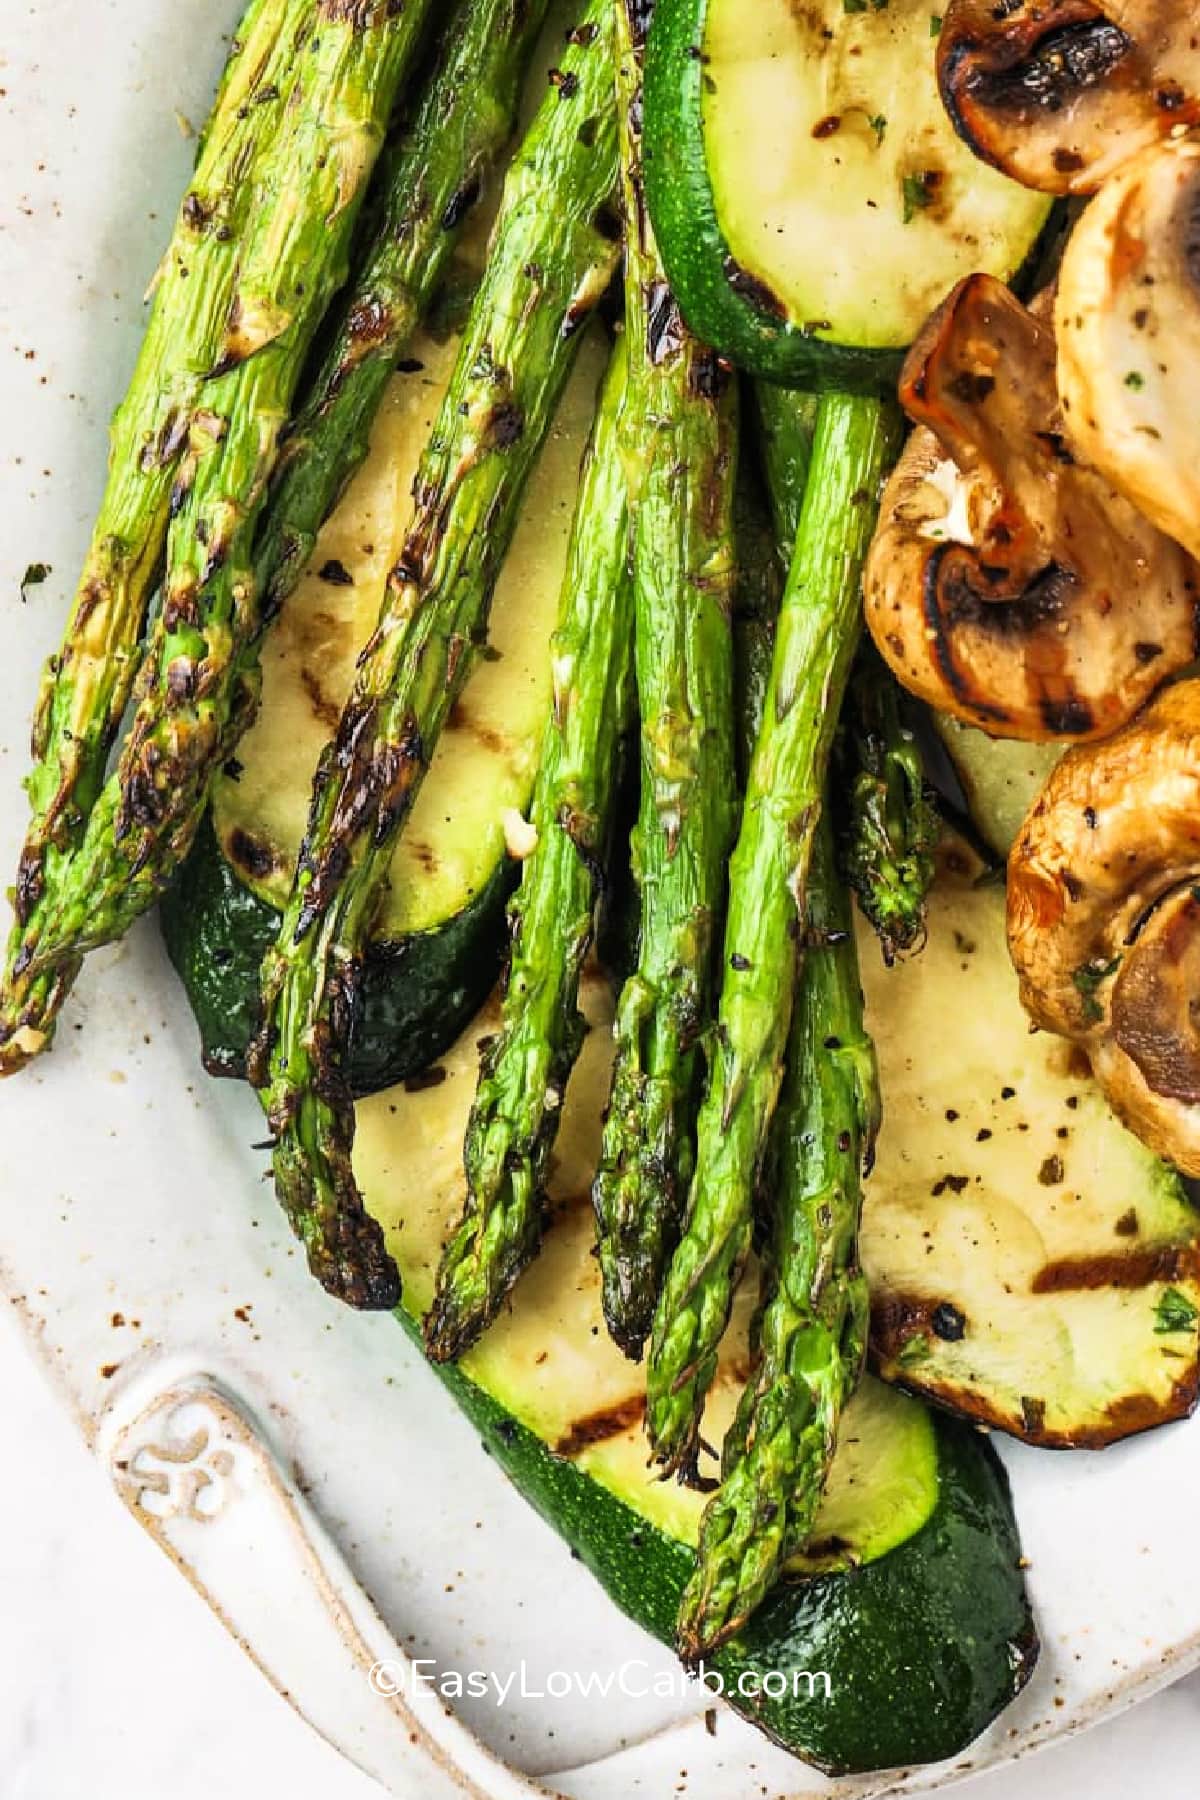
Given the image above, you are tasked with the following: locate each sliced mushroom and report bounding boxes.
[1008,678,1200,1173]
[939,0,1200,195]
[1056,129,1200,559]
[863,272,1199,741]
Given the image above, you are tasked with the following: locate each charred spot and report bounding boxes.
[1033,429,1076,465]
[1039,693,1094,735]
[548,66,580,100]
[1052,146,1085,173]
[181,191,214,233]
[952,17,1133,123]
[646,281,685,365]
[318,558,354,586]
[946,370,996,404]
[931,1301,967,1341]
[722,255,788,322]
[812,114,841,139]
[228,827,280,881]
[1134,641,1163,664]
[404,1065,447,1093]
[688,349,726,402]
[165,657,197,706]
[1019,1395,1046,1435]
[345,295,394,348]
[481,400,525,451]
[441,174,482,232]
[13,848,44,925]
[625,0,654,48]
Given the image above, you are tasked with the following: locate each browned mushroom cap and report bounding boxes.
[1056,129,1200,559]
[863,272,1199,741]
[939,0,1200,196]
[1008,678,1200,1173]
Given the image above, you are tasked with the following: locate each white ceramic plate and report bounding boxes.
[3,6,1200,1796]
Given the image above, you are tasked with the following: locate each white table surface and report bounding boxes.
[0,1305,1194,1800]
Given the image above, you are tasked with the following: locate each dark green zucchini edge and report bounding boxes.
[400,1312,1037,1775]
[160,814,512,1095]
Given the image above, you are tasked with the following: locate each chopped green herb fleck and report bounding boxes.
[20,562,50,603]
[868,113,888,145]
[1124,371,1145,390]
[1154,1288,1199,1335]
[1071,955,1121,1023]
[902,174,934,224]
[843,0,868,12]
[930,13,943,34]
[897,1334,933,1367]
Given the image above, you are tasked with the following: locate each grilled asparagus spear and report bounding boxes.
[645,392,900,1477]
[0,0,432,1071]
[677,812,876,1660]
[838,646,938,964]
[425,340,633,1361]
[254,0,553,615]
[591,0,738,1361]
[251,0,621,1310]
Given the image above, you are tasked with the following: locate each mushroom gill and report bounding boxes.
[863,272,1199,742]
[938,0,1200,195]
[1008,678,1200,1174]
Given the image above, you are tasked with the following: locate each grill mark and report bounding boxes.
[1031,1245,1195,1292]
[554,1394,646,1457]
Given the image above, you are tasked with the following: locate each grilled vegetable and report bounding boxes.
[938,0,1200,197]
[0,0,321,1068]
[251,0,621,1309]
[162,322,609,1089]
[254,0,555,615]
[838,648,938,963]
[1008,680,1200,1177]
[864,275,1198,742]
[864,833,1200,1446]
[425,340,634,1362]
[642,0,1051,386]
[351,973,1037,1774]
[0,0,432,1072]
[932,715,1061,857]
[592,0,739,1361]
[1056,131,1200,563]
[646,393,900,1478]
[679,816,875,1659]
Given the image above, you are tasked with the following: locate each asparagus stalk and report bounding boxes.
[251,0,621,1310]
[676,813,877,1660]
[425,340,634,1361]
[254,0,554,616]
[591,0,739,1361]
[0,0,432,1071]
[645,392,900,1478]
[837,646,938,965]
[0,0,325,1066]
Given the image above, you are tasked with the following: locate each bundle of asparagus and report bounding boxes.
[250,0,622,1307]
[2,0,944,1663]
[0,0,436,1068]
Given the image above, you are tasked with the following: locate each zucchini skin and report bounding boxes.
[161,816,509,1094]
[643,0,901,392]
[399,1308,1036,1773]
